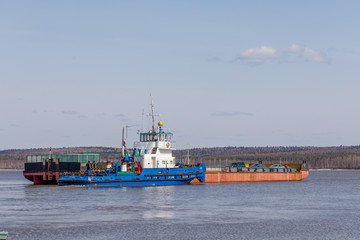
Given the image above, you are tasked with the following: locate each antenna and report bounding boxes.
[125,125,130,140]
[147,94,159,133]
[121,127,125,158]
[121,125,131,159]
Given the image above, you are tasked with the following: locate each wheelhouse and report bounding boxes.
[140,132,173,142]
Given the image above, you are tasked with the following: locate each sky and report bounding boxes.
[1,1,360,150]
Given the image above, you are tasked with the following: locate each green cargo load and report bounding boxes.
[26,153,101,163]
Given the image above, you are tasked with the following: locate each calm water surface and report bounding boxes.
[0,170,359,240]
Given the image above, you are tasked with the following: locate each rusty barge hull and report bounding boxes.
[192,170,309,184]
[23,171,65,185]
[24,154,102,185]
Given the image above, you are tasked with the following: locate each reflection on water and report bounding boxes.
[141,186,176,219]
[143,210,174,219]
[1,170,360,239]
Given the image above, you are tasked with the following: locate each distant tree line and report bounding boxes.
[175,146,360,169]
[2,146,360,169]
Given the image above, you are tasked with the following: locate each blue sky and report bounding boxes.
[1,1,360,150]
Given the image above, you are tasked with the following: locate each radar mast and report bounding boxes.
[148,94,159,133]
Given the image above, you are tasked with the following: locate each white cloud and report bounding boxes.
[241,46,277,59]
[282,44,326,62]
[237,44,327,64]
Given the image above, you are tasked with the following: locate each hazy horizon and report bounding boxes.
[2,144,360,152]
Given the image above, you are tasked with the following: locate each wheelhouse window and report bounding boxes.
[140,133,172,142]
[141,133,159,142]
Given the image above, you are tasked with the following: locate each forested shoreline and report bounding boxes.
[1,145,360,169]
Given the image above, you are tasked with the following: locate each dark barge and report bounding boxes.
[23,153,101,184]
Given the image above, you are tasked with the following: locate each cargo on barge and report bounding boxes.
[23,153,101,185]
[192,162,309,184]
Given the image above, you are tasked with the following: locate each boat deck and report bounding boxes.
[191,170,309,184]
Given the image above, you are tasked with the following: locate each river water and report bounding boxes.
[0,170,359,240]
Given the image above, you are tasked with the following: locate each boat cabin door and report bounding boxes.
[152,157,157,168]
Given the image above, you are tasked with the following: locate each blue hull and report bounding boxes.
[58,164,205,187]
[59,179,192,187]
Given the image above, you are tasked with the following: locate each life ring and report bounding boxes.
[166,142,171,148]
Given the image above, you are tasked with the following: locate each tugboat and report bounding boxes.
[58,101,206,187]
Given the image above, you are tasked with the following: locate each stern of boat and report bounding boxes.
[196,163,206,182]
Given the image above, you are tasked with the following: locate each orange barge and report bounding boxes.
[193,170,308,184]
[192,163,309,184]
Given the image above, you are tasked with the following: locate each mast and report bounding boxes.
[150,97,155,133]
[121,127,125,159]
[148,94,159,133]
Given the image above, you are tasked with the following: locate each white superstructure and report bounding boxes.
[133,121,176,168]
